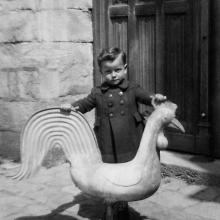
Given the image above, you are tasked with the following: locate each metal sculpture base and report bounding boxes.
[103,202,129,220]
[105,204,114,220]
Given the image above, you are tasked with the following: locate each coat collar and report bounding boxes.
[100,79,129,92]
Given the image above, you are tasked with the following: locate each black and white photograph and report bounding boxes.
[0,0,219,220]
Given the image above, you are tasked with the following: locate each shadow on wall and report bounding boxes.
[15,193,148,220]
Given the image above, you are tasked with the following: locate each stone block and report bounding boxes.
[0,99,95,132]
[0,11,37,42]
[0,0,92,11]
[0,101,57,132]
[0,43,93,100]
[148,190,198,209]
[36,10,92,42]
[0,131,20,161]
[0,68,40,100]
[37,0,92,10]
[159,177,188,192]
[17,204,51,216]
[183,186,220,201]
[0,100,95,159]
[0,0,94,161]
[0,10,92,43]
[0,0,38,11]
[185,202,220,219]
[178,184,207,196]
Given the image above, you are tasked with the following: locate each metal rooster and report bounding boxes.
[10,101,184,219]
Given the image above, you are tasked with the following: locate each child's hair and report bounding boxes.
[97,47,126,68]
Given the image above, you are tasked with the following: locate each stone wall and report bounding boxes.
[0,0,94,160]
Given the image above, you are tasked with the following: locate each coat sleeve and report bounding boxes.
[135,84,154,106]
[71,88,96,113]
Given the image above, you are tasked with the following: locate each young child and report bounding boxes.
[61,47,166,163]
[61,47,166,219]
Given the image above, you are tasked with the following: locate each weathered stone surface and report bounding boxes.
[38,0,92,10]
[0,99,94,132]
[0,0,94,160]
[1,166,219,220]
[0,43,93,100]
[0,0,38,11]
[185,202,220,219]
[0,68,40,100]
[36,10,92,42]
[0,10,92,42]
[0,101,51,160]
[148,190,199,209]
[0,100,95,159]
[130,199,213,220]
[0,11,37,42]
[0,131,20,160]
[0,0,92,11]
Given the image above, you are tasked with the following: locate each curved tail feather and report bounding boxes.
[13,108,102,180]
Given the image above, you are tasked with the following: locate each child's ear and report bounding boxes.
[124,64,128,75]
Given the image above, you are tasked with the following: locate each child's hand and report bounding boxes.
[60,103,79,112]
[150,94,167,108]
[154,94,167,102]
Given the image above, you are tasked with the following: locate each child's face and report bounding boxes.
[100,55,127,86]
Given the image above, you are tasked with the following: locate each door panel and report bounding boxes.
[165,14,194,133]
[110,18,128,54]
[93,0,210,155]
[137,16,156,92]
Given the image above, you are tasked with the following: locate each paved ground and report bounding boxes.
[161,151,220,176]
[1,152,220,220]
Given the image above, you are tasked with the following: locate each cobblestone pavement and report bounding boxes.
[0,162,220,220]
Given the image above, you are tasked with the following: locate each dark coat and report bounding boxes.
[72,80,153,163]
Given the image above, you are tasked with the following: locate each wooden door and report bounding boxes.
[93,0,210,155]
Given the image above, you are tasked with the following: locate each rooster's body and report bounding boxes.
[11,101,184,205]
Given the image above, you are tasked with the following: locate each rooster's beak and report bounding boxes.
[168,118,185,133]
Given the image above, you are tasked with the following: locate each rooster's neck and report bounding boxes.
[133,112,163,165]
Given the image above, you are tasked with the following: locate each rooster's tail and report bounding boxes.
[12,108,102,180]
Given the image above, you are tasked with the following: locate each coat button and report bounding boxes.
[120,100,124,105]
[108,102,113,107]
[120,110,125,115]
[109,112,114,117]
[118,91,123,96]
[109,94,113,98]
